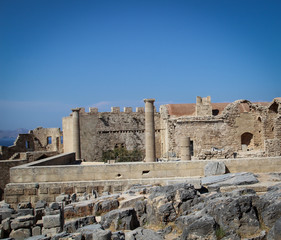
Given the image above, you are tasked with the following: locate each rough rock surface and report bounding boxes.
[0,173,281,239]
[204,161,226,176]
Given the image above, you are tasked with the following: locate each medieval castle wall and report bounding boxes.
[62,97,281,162]
[63,107,161,161]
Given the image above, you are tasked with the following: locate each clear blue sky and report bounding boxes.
[0,0,280,130]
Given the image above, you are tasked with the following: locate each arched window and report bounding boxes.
[241,132,253,146]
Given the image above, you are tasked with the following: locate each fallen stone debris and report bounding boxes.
[0,173,281,240]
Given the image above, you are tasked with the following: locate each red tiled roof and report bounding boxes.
[166,102,270,116]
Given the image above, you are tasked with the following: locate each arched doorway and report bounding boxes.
[241,132,253,151]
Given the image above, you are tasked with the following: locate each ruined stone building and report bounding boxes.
[1,96,281,203]
[62,96,281,161]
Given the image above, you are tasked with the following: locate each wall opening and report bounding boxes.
[142,170,150,175]
[25,141,30,149]
[212,109,219,116]
[190,140,194,156]
[47,136,52,145]
[241,132,253,150]
[269,102,278,113]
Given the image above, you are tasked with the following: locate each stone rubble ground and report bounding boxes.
[0,172,280,240]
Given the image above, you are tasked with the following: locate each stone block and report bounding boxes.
[39,188,48,194]
[111,107,120,113]
[11,214,35,230]
[204,161,226,177]
[5,188,24,196]
[43,214,62,229]
[0,207,15,220]
[35,200,47,209]
[49,187,61,194]
[89,107,98,113]
[32,226,42,236]
[76,187,86,193]
[2,218,11,231]
[42,226,61,237]
[10,228,31,239]
[56,194,69,202]
[5,196,18,204]
[124,107,133,113]
[63,187,74,195]
[25,188,37,195]
[17,208,34,217]
[18,195,31,202]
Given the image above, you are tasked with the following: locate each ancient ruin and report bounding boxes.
[0,96,281,239]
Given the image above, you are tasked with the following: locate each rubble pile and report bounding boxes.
[0,174,281,240]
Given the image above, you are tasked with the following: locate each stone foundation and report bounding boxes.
[4,153,281,207]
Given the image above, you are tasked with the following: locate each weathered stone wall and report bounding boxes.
[0,127,63,160]
[5,154,281,206]
[0,151,57,200]
[62,107,161,161]
[161,100,280,159]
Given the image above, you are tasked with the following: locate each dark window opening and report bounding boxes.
[241,132,253,146]
[212,109,219,116]
[47,136,52,144]
[190,141,194,156]
[25,141,30,149]
[142,170,150,175]
[116,174,122,178]
[269,102,278,113]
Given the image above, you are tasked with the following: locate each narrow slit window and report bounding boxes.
[47,136,52,144]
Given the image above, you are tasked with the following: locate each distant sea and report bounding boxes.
[0,138,15,147]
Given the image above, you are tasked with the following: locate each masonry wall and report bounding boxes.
[63,108,161,161]
[0,151,57,200]
[0,127,63,160]
[162,100,280,159]
[5,155,281,207]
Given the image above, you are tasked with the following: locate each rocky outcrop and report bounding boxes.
[0,174,280,239]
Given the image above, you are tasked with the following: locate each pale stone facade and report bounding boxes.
[62,97,281,161]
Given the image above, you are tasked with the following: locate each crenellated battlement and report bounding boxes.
[70,106,151,115]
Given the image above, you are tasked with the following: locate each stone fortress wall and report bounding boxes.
[63,96,281,162]
[1,96,281,204]
[62,106,162,162]
[161,98,281,159]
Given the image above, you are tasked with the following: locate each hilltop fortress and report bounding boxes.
[62,96,281,161]
[0,96,281,205]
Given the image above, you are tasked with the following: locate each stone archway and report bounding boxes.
[241,132,253,151]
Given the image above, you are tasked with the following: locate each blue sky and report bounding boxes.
[0,0,280,130]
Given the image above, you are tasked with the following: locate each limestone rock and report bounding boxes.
[94,198,119,216]
[10,228,31,239]
[43,214,62,229]
[64,216,96,233]
[125,227,164,240]
[204,161,226,176]
[35,200,47,209]
[202,172,259,191]
[17,208,34,217]
[26,235,50,240]
[0,207,15,220]
[77,224,111,240]
[111,231,125,240]
[32,226,42,236]
[267,216,281,240]
[179,215,217,240]
[100,208,139,231]
[11,214,35,230]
